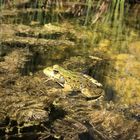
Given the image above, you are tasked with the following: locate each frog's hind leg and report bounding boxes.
[81,88,104,108]
[81,88,99,99]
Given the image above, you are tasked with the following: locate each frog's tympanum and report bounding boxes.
[43,65,104,99]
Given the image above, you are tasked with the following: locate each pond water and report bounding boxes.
[0,1,140,139]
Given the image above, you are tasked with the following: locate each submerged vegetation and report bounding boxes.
[0,0,140,140]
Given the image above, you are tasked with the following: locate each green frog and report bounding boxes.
[43,65,104,99]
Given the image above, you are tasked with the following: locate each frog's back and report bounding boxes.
[65,71,103,98]
[76,73,104,98]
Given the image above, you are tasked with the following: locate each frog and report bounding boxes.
[43,65,104,99]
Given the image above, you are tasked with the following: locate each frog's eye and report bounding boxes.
[53,70,59,74]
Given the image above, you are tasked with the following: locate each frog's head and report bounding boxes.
[43,65,66,85]
[43,65,66,79]
[43,65,58,77]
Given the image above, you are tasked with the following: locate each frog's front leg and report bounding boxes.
[55,76,66,88]
[55,80,73,96]
[44,78,53,83]
[56,81,65,88]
